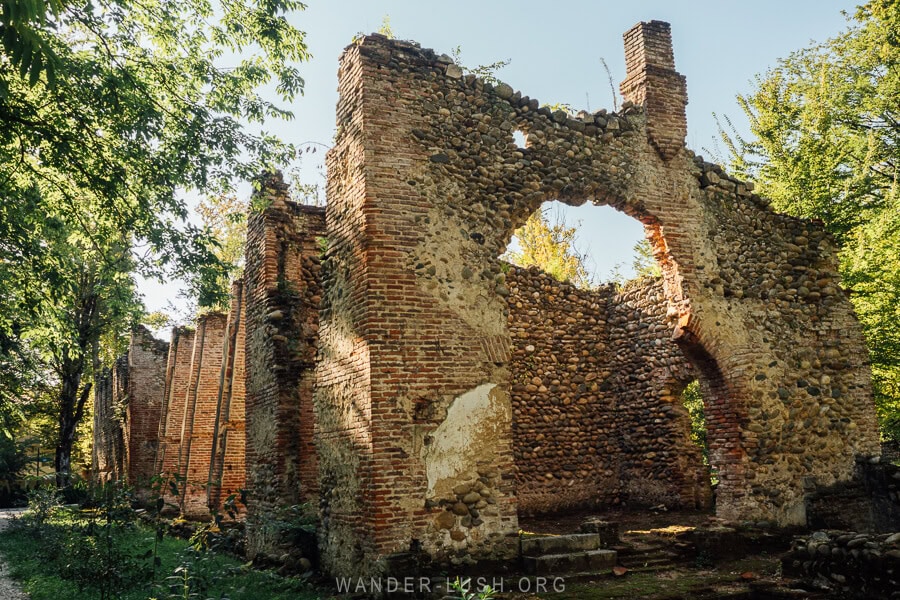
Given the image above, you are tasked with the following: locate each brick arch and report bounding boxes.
[314,24,880,576]
[674,324,746,515]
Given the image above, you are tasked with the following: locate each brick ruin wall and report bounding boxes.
[507,267,710,515]
[174,313,227,517]
[124,326,169,495]
[91,331,168,488]
[92,356,128,483]
[209,281,248,511]
[93,293,247,518]
[155,326,195,507]
[90,19,885,578]
[314,23,880,574]
[243,186,324,558]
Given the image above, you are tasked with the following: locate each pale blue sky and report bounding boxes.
[141,0,857,324]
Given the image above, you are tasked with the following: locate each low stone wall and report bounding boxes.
[783,530,900,599]
[507,266,710,515]
[806,457,900,533]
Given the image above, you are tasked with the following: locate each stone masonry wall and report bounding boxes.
[508,266,618,514]
[316,24,880,575]
[507,266,709,515]
[178,312,227,519]
[124,326,168,495]
[244,177,325,558]
[609,280,711,509]
[208,280,247,512]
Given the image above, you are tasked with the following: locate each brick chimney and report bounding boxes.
[620,20,688,160]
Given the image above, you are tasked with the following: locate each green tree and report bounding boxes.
[12,210,141,486]
[632,239,662,279]
[195,195,248,311]
[681,381,708,465]
[506,207,591,288]
[0,0,310,483]
[720,0,900,440]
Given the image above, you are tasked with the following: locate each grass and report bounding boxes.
[0,507,330,600]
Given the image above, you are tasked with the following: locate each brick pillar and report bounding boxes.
[316,39,520,577]
[92,365,125,484]
[244,174,324,558]
[619,20,687,160]
[178,313,227,519]
[155,327,195,509]
[208,280,247,513]
[125,326,168,498]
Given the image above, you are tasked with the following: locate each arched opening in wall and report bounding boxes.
[503,199,717,523]
[680,380,716,487]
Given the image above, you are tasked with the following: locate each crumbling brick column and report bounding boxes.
[208,280,247,512]
[124,326,169,497]
[619,20,687,160]
[178,313,227,518]
[154,327,195,509]
[244,175,324,558]
[92,359,127,484]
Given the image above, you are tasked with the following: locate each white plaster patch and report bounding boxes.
[423,383,510,498]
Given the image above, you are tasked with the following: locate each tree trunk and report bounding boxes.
[55,367,91,488]
[52,268,101,489]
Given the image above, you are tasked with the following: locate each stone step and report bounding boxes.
[618,550,679,564]
[619,558,675,571]
[618,551,681,572]
[520,533,601,555]
[523,549,617,575]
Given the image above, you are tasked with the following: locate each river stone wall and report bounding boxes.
[507,266,710,515]
[783,530,900,599]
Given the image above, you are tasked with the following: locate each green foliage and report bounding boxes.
[541,102,575,115]
[505,207,592,288]
[720,0,900,441]
[195,195,249,311]
[0,0,311,485]
[0,0,64,87]
[377,15,394,39]
[1,487,324,600]
[0,434,29,506]
[22,483,61,527]
[632,239,662,279]
[449,46,510,85]
[681,380,717,485]
[681,381,708,462]
[450,577,496,600]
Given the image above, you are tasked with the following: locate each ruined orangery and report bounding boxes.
[93,20,882,578]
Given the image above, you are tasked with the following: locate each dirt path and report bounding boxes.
[0,509,29,599]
